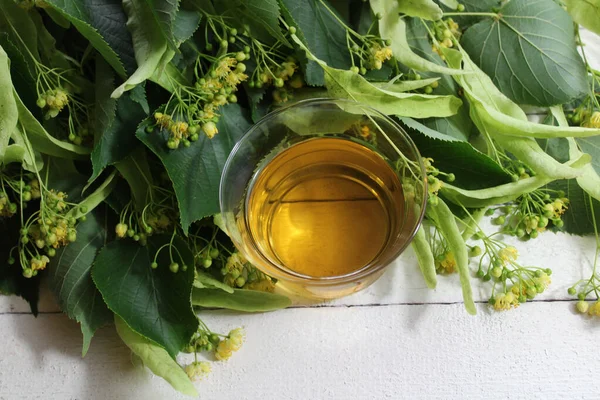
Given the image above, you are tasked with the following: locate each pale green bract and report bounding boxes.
[564,0,600,37]
[426,198,475,315]
[192,288,292,312]
[411,225,437,289]
[370,0,465,74]
[550,106,600,203]
[291,34,462,118]
[396,0,443,21]
[0,45,18,164]
[111,0,174,98]
[115,316,198,397]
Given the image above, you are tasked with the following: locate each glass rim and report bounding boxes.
[219,97,428,285]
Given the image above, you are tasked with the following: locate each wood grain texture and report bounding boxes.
[0,303,599,400]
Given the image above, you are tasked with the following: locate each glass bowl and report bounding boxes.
[220,99,426,299]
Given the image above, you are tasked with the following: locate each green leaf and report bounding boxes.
[112,0,176,98]
[137,104,251,233]
[577,136,600,176]
[0,0,40,66]
[547,179,600,235]
[192,288,291,311]
[460,0,588,106]
[48,210,113,357]
[0,46,18,164]
[246,85,268,123]
[172,9,201,45]
[370,0,463,74]
[404,18,474,141]
[279,0,352,86]
[436,0,501,27]
[91,91,147,182]
[14,91,90,159]
[143,0,180,50]
[565,0,600,37]
[240,0,290,46]
[94,57,117,144]
[114,316,198,397]
[400,118,513,189]
[397,0,443,20]
[44,0,136,77]
[0,34,37,114]
[92,236,198,358]
[114,147,154,210]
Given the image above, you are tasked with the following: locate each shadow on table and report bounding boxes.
[10,312,183,400]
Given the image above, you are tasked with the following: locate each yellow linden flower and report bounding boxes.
[115,223,128,238]
[511,284,525,297]
[428,175,442,195]
[533,272,551,291]
[438,251,456,274]
[498,246,518,264]
[493,292,519,311]
[360,125,371,139]
[422,157,434,170]
[372,46,393,63]
[185,361,211,381]
[277,61,297,79]
[588,301,600,316]
[30,180,41,199]
[228,328,245,350]
[584,111,600,128]
[215,340,233,361]
[154,112,172,129]
[288,74,304,89]
[214,57,236,78]
[53,89,69,110]
[225,71,248,87]
[203,104,216,120]
[202,121,218,138]
[552,198,568,216]
[226,252,247,270]
[30,255,50,271]
[245,279,275,293]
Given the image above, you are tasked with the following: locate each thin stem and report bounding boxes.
[443,12,499,17]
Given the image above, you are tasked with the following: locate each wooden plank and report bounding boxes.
[0,302,597,399]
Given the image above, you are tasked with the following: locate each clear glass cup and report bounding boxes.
[220,99,426,300]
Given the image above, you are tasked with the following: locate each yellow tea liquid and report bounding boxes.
[246,137,404,277]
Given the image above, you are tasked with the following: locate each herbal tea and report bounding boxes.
[245,137,405,277]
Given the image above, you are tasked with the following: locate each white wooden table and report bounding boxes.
[1,30,599,400]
